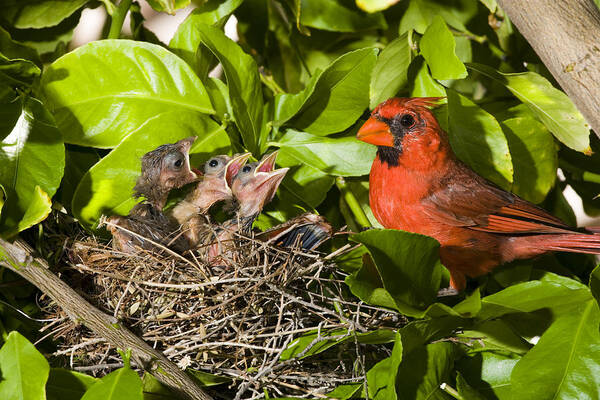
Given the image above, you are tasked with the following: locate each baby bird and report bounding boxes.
[205,152,288,263]
[106,137,198,253]
[169,153,251,247]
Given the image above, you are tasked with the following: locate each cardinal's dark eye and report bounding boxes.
[242,165,252,173]
[209,159,219,168]
[399,114,415,128]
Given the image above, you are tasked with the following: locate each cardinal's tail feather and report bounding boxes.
[538,233,600,255]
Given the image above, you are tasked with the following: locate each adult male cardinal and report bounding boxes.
[357,97,600,290]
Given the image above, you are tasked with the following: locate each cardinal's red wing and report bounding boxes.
[422,167,573,235]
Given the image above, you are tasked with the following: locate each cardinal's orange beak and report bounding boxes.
[356,117,394,147]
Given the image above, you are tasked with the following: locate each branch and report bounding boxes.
[498,0,600,138]
[0,238,213,400]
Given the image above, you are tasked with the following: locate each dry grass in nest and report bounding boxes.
[38,214,405,399]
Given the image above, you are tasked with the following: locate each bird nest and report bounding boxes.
[38,215,404,399]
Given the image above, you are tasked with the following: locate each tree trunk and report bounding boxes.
[0,238,213,400]
[498,0,600,138]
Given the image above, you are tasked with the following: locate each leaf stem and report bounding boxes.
[440,383,463,400]
[108,0,132,39]
[336,177,371,229]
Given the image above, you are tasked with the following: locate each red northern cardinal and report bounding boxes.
[107,137,198,253]
[357,97,600,290]
[170,152,251,247]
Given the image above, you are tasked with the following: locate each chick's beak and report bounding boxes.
[256,151,279,173]
[253,168,289,204]
[356,117,394,147]
[225,152,252,187]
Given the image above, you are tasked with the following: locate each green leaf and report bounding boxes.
[299,0,387,32]
[396,342,456,399]
[197,25,263,153]
[510,300,600,400]
[460,319,531,354]
[366,332,402,400]
[370,32,413,109]
[41,40,214,148]
[447,89,513,189]
[276,152,335,208]
[80,363,143,400]
[345,251,398,310]
[169,0,243,78]
[327,383,362,399]
[356,0,400,12]
[281,328,396,360]
[399,0,478,34]
[187,369,231,387]
[0,26,40,65]
[590,265,600,307]
[275,129,376,176]
[456,371,486,400]
[145,0,190,15]
[502,117,557,203]
[467,63,591,153]
[0,56,40,89]
[0,96,65,237]
[3,0,89,29]
[420,16,467,80]
[58,145,101,211]
[350,229,445,316]
[72,113,228,228]
[457,352,519,400]
[408,56,446,98]
[478,273,592,321]
[0,331,50,400]
[47,368,97,400]
[284,48,378,135]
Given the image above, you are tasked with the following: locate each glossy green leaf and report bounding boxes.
[502,117,557,203]
[350,229,445,316]
[80,363,143,400]
[10,11,79,56]
[327,383,362,400]
[345,251,398,310]
[399,0,478,34]
[366,332,402,400]
[460,319,531,354]
[456,372,486,400]
[370,32,413,109]
[187,369,231,387]
[457,352,519,400]
[275,129,376,176]
[468,63,591,153]
[169,0,243,77]
[281,328,396,360]
[47,368,97,400]
[72,113,228,228]
[281,48,378,135]
[590,265,600,307]
[42,40,214,148]
[356,0,400,12]
[197,25,263,153]
[3,0,88,29]
[396,342,456,400]
[299,0,387,32]
[447,89,513,189]
[0,331,50,400]
[420,16,467,80]
[0,27,40,65]
[0,56,40,89]
[408,56,446,98]
[479,273,592,321]
[276,152,335,208]
[0,97,65,237]
[145,0,190,14]
[510,300,600,400]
